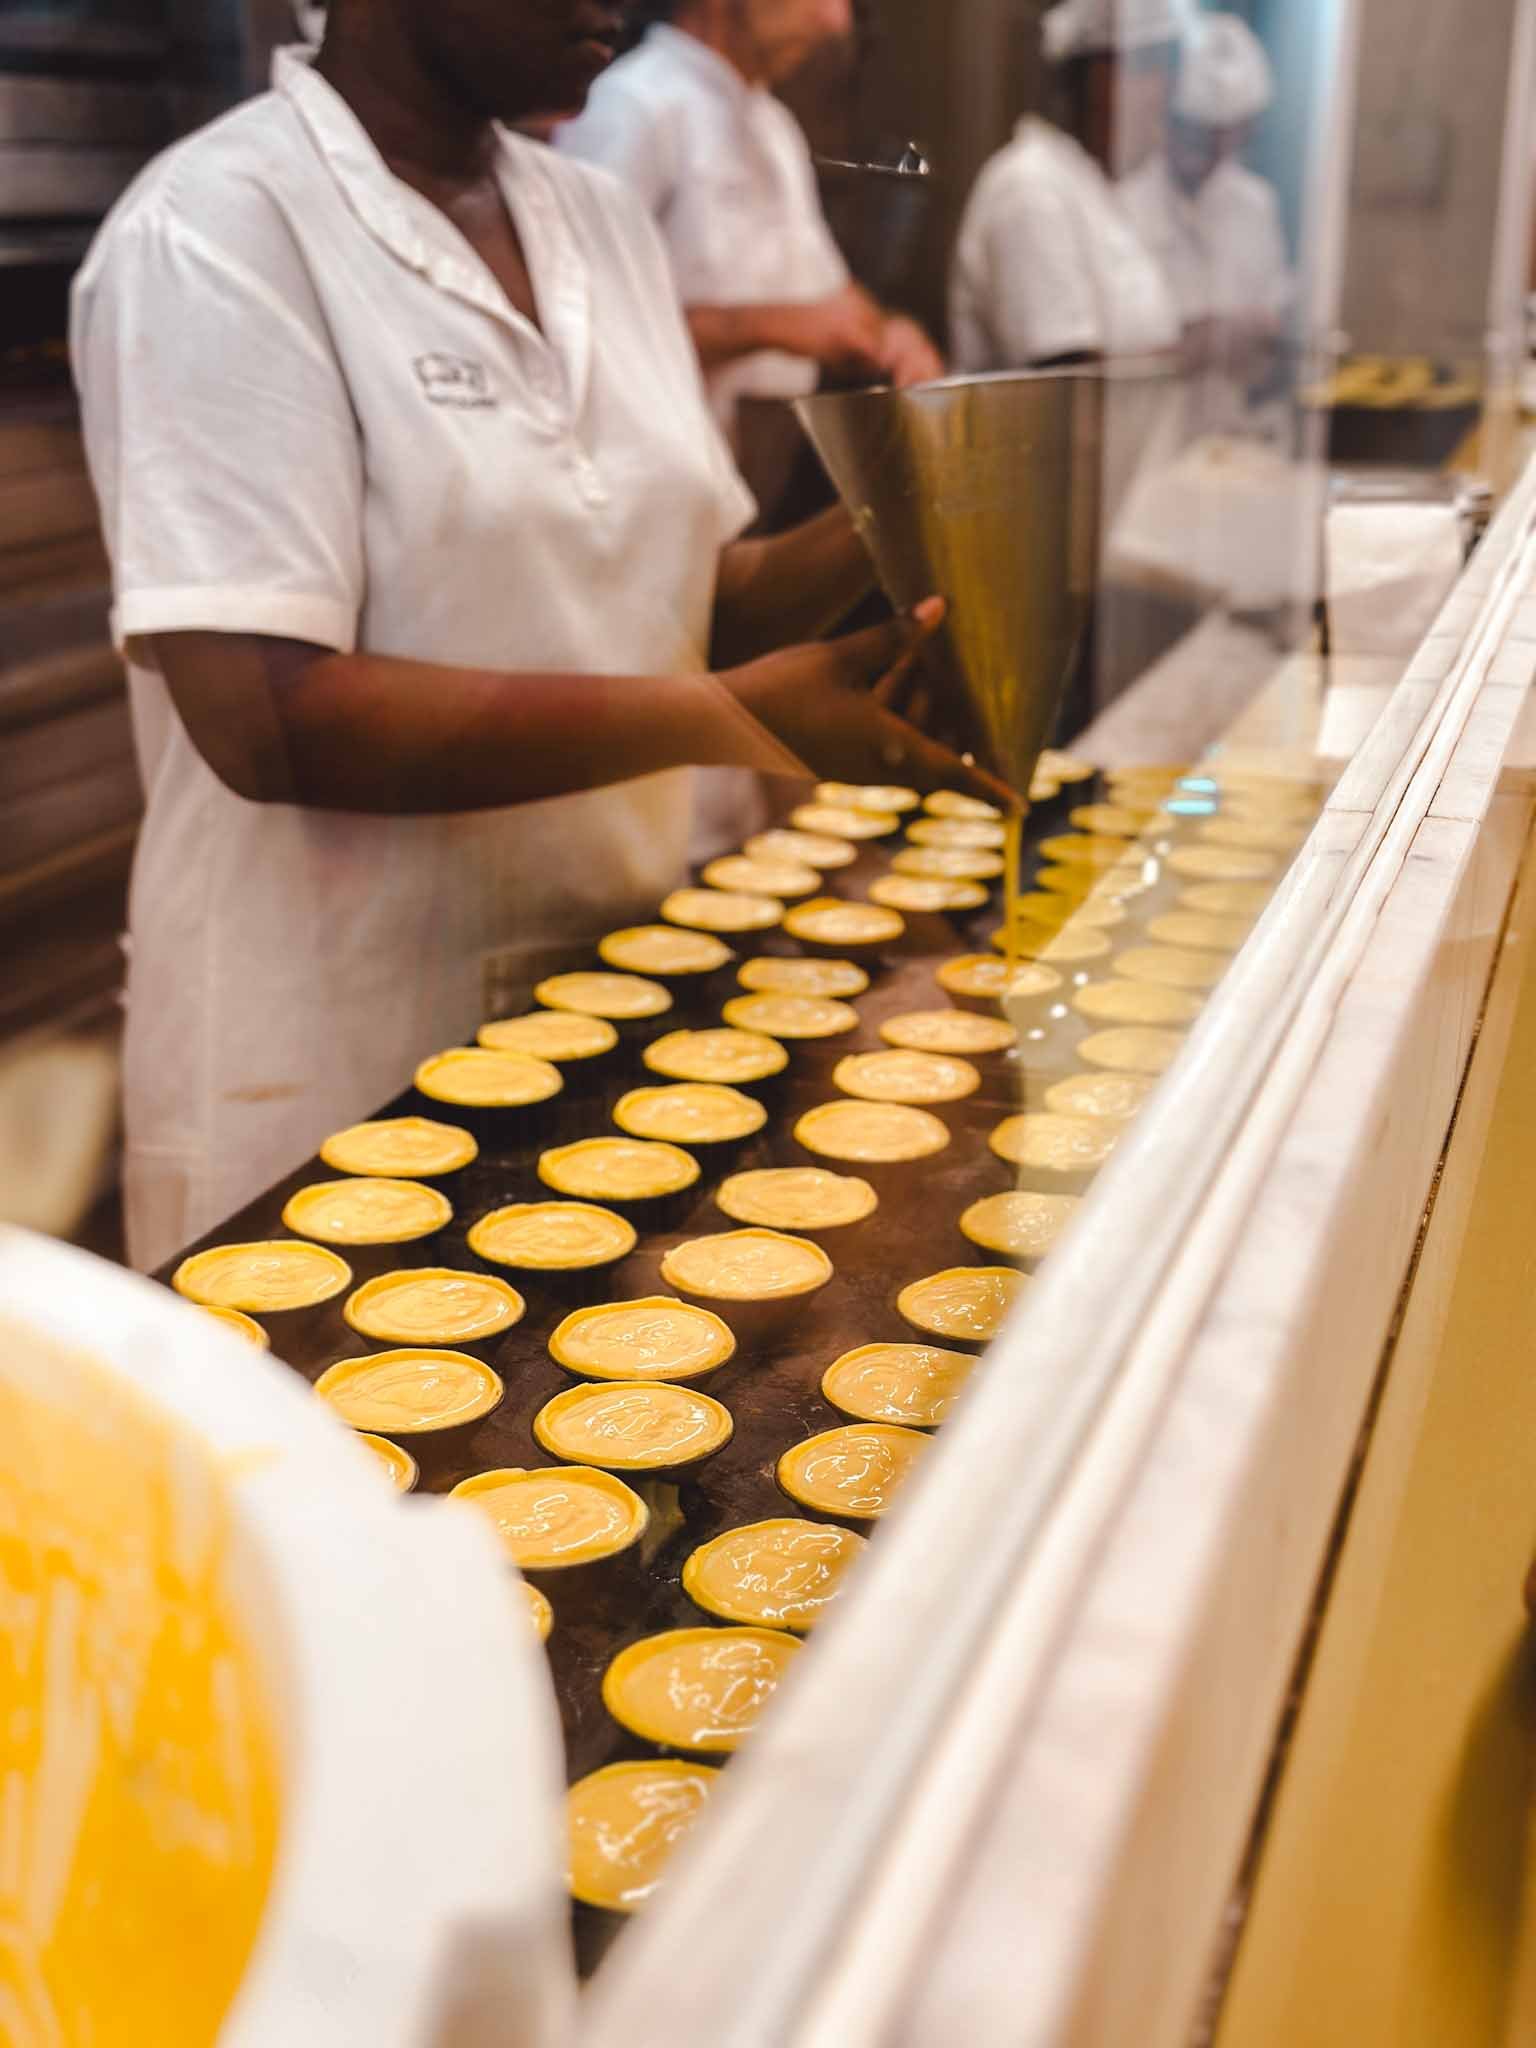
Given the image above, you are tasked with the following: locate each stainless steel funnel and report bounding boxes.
[795,370,1103,799]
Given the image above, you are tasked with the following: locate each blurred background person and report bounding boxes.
[948,0,1182,372]
[1120,10,1293,437]
[557,0,943,454]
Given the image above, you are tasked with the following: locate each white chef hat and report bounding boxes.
[1172,12,1275,126]
[1042,0,1185,63]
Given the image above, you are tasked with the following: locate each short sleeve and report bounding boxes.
[71,208,365,654]
[981,172,1102,365]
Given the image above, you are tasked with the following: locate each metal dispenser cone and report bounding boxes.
[796,371,1104,801]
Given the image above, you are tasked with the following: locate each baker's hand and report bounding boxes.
[720,599,1015,809]
[879,314,945,389]
[787,285,891,379]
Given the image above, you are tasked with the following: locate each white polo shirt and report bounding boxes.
[556,24,850,434]
[1119,152,1293,327]
[71,47,754,1270]
[949,117,1181,370]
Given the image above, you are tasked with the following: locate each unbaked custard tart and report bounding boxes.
[1078,1026,1186,1075]
[281,1177,452,1246]
[597,925,734,977]
[893,845,1006,882]
[721,992,860,1039]
[1072,979,1204,1028]
[343,1268,525,1345]
[897,1267,1027,1343]
[832,1049,979,1105]
[777,1423,927,1519]
[314,1349,504,1433]
[794,1099,950,1164]
[612,1083,767,1146]
[566,1761,715,1914]
[548,1297,736,1382]
[533,971,673,1021]
[789,802,899,841]
[923,789,1003,821]
[1043,1071,1157,1120]
[414,1047,564,1108]
[745,827,857,870]
[320,1115,478,1178]
[906,817,1007,851]
[602,1628,800,1754]
[172,1240,351,1313]
[661,887,784,934]
[477,1011,618,1061]
[450,1465,648,1570]
[715,1166,878,1231]
[821,1342,977,1428]
[736,955,869,999]
[533,1381,733,1471]
[988,1112,1120,1175]
[197,1304,270,1347]
[702,854,820,899]
[659,1229,833,1305]
[878,1009,1017,1056]
[538,1137,701,1202]
[642,1027,788,1085]
[868,874,988,914]
[960,1190,1080,1262]
[782,897,905,949]
[467,1201,636,1271]
[815,780,920,814]
[682,1517,867,1630]
[356,1431,418,1491]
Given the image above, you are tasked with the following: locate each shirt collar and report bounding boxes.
[273,44,590,413]
[647,22,760,104]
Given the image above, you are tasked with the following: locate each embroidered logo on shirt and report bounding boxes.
[413,354,496,409]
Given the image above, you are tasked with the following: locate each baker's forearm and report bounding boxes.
[686,303,819,371]
[152,634,802,814]
[712,506,875,666]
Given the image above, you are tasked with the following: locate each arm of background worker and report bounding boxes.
[146,606,1004,814]
[686,284,888,377]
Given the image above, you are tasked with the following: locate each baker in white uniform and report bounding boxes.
[556,0,942,443]
[949,0,1182,371]
[72,0,986,1271]
[1119,11,1292,435]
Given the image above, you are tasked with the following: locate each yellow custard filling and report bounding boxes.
[1070,802,1156,836]
[815,780,920,813]
[789,802,899,840]
[906,817,1007,851]
[661,888,784,933]
[716,1167,878,1231]
[314,1349,504,1433]
[938,954,1062,1004]
[525,1582,554,1643]
[451,1465,648,1570]
[777,1423,927,1519]
[832,1049,979,1105]
[961,1190,1081,1262]
[990,921,1112,964]
[1037,863,1148,901]
[1044,1071,1157,1120]
[989,1112,1120,1175]
[534,1381,733,1470]
[538,1137,701,1202]
[1072,980,1204,1027]
[1078,1026,1186,1075]
[356,1432,419,1490]
[603,1628,801,1754]
[566,1761,715,1914]
[533,971,673,1021]
[897,1267,1027,1343]
[721,992,860,1039]
[1010,889,1126,929]
[795,1099,950,1164]
[782,897,905,948]
[1036,748,1096,784]
[924,789,1003,821]
[281,1177,452,1246]
[1178,879,1274,917]
[879,1009,1017,1055]
[702,854,820,898]
[822,1342,977,1427]
[1167,843,1279,882]
[320,1115,478,1178]
[197,1304,270,1347]
[612,1083,767,1146]
[478,1011,618,1061]
[597,926,733,977]
[414,1047,564,1108]
[682,1518,867,1630]
[892,845,1006,882]
[868,874,988,914]
[172,1240,351,1313]
[1145,909,1250,953]
[343,1269,525,1345]
[643,1027,789,1085]
[549,1297,736,1382]
[468,1201,636,1271]
[660,1229,833,1304]
[745,827,857,870]
[1038,833,1137,869]
[736,955,869,998]
[1114,945,1228,992]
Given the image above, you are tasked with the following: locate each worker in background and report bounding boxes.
[71,0,991,1272]
[556,0,943,448]
[948,0,1182,373]
[1119,10,1292,436]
